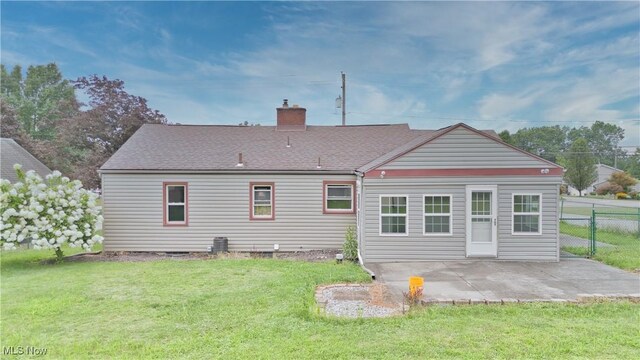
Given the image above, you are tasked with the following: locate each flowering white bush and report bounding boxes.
[1,164,103,260]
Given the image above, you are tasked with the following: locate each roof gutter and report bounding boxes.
[98,169,356,175]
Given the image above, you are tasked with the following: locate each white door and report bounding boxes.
[466,186,498,257]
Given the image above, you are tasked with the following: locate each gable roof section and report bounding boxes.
[357,123,562,173]
[100,124,432,172]
[1,138,52,183]
[597,164,623,172]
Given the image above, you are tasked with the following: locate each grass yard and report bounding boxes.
[560,222,640,271]
[2,249,640,359]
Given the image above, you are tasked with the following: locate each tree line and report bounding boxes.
[498,124,639,178]
[1,63,167,189]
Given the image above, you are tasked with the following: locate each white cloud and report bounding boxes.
[543,66,638,122]
[3,1,638,143]
[478,92,540,120]
[28,25,98,58]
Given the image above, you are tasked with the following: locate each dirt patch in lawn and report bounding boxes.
[272,249,341,262]
[59,249,342,263]
[316,283,403,318]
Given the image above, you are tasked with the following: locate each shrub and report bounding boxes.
[589,192,597,196]
[595,183,623,195]
[615,192,630,200]
[0,165,103,261]
[559,184,568,195]
[608,172,638,192]
[342,225,358,261]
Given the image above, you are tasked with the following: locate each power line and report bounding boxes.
[345,111,640,124]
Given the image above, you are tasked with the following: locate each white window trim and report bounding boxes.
[252,184,273,219]
[325,183,354,213]
[166,185,187,225]
[423,194,453,236]
[511,193,542,236]
[379,194,409,237]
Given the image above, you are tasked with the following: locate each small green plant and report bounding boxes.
[343,226,358,261]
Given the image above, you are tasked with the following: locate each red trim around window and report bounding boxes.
[163,182,189,226]
[249,182,275,220]
[323,180,356,214]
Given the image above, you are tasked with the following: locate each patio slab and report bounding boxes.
[368,258,640,303]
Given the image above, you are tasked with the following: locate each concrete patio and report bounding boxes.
[368,259,640,303]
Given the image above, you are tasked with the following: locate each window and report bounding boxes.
[423,195,452,235]
[250,183,274,220]
[323,181,355,214]
[164,183,188,226]
[380,195,408,236]
[512,194,541,235]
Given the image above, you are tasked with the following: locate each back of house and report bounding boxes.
[100,101,563,262]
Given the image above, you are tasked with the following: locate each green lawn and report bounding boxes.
[560,222,640,271]
[2,249,640,359]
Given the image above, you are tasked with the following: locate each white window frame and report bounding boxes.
[511,193,542,236]
[325,183,354,213]
[379,195,409,237]
[165,184,187,225]
[423,194,453,236]
[252,184,274,219]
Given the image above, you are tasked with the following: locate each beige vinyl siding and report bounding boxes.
[380,127,554,169]
[102,173,356,252]
[498,184,558,260]
[363,183,466,262]
[362,176,561,263]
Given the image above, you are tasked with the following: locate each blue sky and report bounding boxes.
[2,1,639,147]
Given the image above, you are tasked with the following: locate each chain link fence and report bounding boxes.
[560,197,640,258]
[559,217,593,257]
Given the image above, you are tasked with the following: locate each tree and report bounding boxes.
[0,98,56,169]
[0,98,24,141]
[0,165,103,261]
[58,75,168,188]
[0,63,78,139]
[510,125,569,162]
[621,148,640,179]
[564,138,598,196]
[608,172,638,193]
[567,121,625,167]
[498,130,512,144]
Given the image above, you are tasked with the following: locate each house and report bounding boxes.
[100,101,563,262]
[1,138,51,183]
[566,164,640,195]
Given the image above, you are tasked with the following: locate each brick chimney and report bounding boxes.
[276,99,306,131]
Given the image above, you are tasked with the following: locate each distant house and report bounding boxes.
[0,138,51,183]
[100,100,563,262]
[566,164,640,195]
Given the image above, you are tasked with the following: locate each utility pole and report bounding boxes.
[341,72,346,126]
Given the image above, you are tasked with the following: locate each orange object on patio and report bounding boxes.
[409,276,424,297]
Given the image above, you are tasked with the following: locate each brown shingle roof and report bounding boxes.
[100,123,501,172]
[1,138,52,182]
[100,124,434,172]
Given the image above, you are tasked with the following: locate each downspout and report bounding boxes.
[355,170,375,279]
